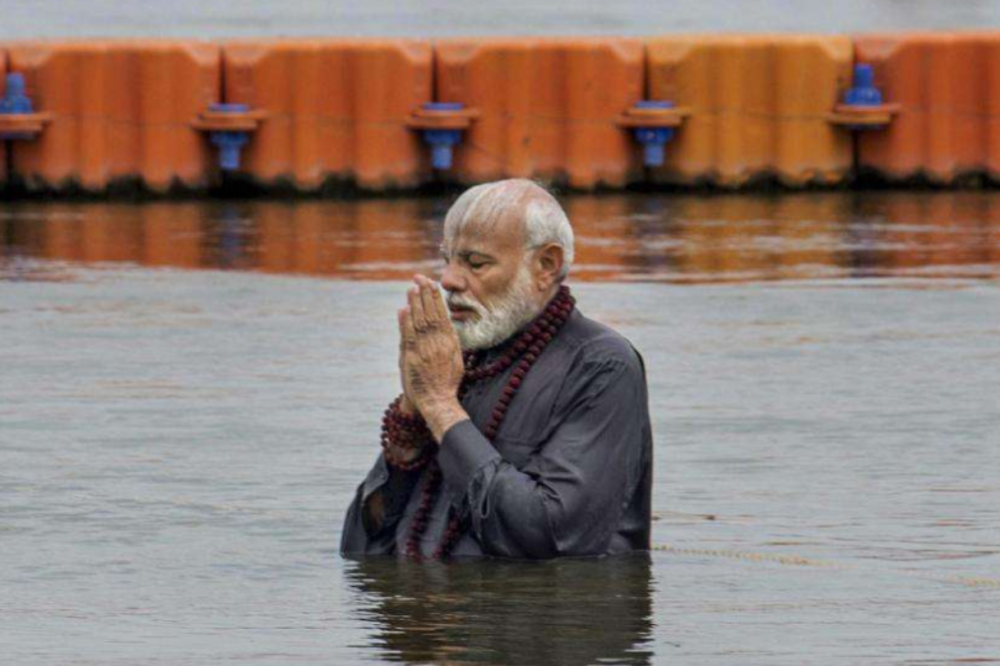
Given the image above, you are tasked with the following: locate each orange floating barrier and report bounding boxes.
[434,38,645,189]
[646,35,855,187]
[5,41,220,193]
[222,39,433,191]
[853,33,1000,183]
[6,34,1000,195]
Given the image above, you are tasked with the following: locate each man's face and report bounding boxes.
[440,217,541,351]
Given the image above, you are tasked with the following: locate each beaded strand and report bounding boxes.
[380,396,434,472]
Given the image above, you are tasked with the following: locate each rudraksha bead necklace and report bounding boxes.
[396,285,576,561]
[380,396,434,472]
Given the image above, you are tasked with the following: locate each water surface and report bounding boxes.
[3,0,1000,39]
[2,192,999,664]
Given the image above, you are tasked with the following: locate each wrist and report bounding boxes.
[422,398,469,442]
[397,394,417,417]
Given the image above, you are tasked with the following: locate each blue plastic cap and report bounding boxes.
[634,100,675,111]
[844,64,882,107]
[210,102,250,114]
[854,64,874,89]
[423,102,465,112]
[1,72,34,115]
[5,73,26,97]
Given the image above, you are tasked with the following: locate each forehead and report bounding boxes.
[444,213,526,256]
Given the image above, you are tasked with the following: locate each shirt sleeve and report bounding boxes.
[435,352,648,559]
[340,453,421,556]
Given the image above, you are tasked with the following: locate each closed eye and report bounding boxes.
[444,250,494,271]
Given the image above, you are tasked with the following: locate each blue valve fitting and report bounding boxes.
[1,73,33,114]
[420,102,465,170]
[632,100,676,167]
[1,73,36,140]
[844,64,883,107]
[208,103,251,171]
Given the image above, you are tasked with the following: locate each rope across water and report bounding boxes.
[649,542,1000,589]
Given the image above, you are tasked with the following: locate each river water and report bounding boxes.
[3,0,1000,39]
[2,191,999,664]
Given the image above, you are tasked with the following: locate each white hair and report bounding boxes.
[443,179,575,280]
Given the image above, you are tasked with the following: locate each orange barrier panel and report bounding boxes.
[646,35,854,187]
[854,33,1000,183]
[223,40,432,191]
[435,38,644,189]
[6,41,219,192]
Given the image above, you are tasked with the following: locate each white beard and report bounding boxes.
[448,265,542,351]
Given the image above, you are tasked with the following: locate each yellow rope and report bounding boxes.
[651,543,843,569]
[948,576,1000,590]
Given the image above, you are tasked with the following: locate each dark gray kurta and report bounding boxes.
[340,308,653,559]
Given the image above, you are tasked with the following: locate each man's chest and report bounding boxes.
[459,357,569,467]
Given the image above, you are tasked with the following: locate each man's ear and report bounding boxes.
[534,243,565,291]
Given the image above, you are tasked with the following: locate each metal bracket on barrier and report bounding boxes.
[407,103,480,170]
[0,111,53,140]
[406,104,480,131]
[191,105,267,133]
[616,104,689,130]
[827,103,899,130]
[192,103,268,171]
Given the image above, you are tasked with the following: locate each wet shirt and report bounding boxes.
[340,309,653,559]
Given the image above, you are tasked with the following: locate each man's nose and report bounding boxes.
[440,262,466,294]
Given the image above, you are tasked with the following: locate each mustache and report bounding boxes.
[446,292,487,316]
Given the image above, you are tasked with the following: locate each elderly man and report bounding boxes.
[340,179,652,560]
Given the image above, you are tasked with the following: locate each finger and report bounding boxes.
[430,280,450,324]
[416,275,440,325]
[399,307,417,347]
[397,308,408,351]
[408,285,428,332]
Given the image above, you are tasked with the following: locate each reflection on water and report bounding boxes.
[2,192,999,283]
[346,554,654,666]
